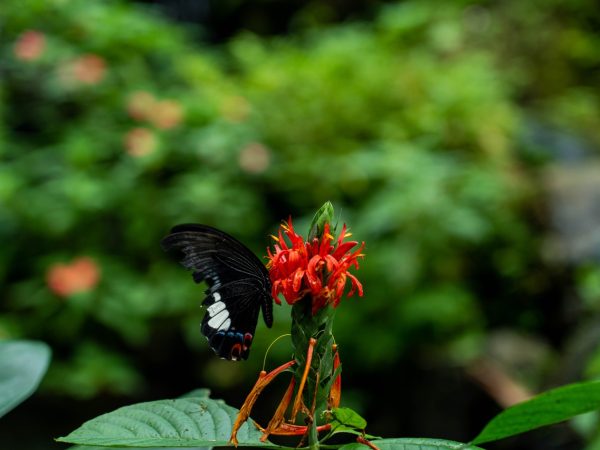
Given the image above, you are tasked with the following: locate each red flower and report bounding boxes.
[14,30,46,61]
[267,218,364,314]
[46,257,101,297]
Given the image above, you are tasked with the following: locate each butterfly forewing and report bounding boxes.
[161,224,273,360]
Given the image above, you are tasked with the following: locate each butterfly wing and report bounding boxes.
[161,224,273,360]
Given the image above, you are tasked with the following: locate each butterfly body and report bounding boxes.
[161,224,272,360]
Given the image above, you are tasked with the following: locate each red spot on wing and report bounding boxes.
[230,343,243,359]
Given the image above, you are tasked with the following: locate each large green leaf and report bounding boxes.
[340,438,482,450]
[472,380,600,445]
[0,340,51,418]
[68,446,210,450]
[57,396,276,448]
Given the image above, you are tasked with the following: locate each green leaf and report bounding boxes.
[57,396,277,448]
[0,340,51,418]
[68,446,210,450]
[472,380,600,445]
[328,408,379,439]
[340,438,482,450]
[331,407,367,430]
[179,389,211,399]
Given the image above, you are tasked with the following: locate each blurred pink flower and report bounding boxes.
[126,91,157,121]
[148,100,184,130]
[72,54,106,84]
[14,30,46,61]
[46,257,101,297]
[238,142,271,174]
[124,127,157,157]
[59,54,106,86]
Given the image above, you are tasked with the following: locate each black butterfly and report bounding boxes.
[161,224,273,360]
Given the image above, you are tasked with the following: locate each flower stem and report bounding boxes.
[291,297,337,427]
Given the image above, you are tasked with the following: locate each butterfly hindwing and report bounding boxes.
[161,224,273,360]
[201,282,262,360]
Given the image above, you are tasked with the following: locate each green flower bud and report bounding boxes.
[308,201,335,240]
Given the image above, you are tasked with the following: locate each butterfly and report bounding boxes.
[161,224,273,360]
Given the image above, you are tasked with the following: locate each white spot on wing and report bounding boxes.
[219,318,231,331]
[207,301,226,317]
[213,292,221,301]
[207,309,229,329]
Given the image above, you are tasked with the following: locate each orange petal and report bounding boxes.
[267,423,331,436]
[261,377,296,442]
[328,344,342,409]
[290,338,316,422]
[230,360,295,446]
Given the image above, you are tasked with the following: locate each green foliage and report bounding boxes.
[331,407,367,430]
[0,0,537,398]
[2,0,600,447]
[0,340,50,417]
[339,439,482,450]
[42,341,143,399]
[60,393,480,448]
[0,0,270,398]
[60,378,600,448]
[57,395,271,448]
[329,407,370,437]
[471,380,600,445]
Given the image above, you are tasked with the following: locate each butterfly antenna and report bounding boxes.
[263,333,292,371]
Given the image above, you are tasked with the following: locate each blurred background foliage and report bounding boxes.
[1,0,600,448]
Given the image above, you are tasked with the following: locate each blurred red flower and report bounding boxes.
[46,257,101,297]
[14,30,46,61]
[267,219,364,314]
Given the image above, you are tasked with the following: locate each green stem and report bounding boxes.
[308,418,320,450]
[291,297,337,425]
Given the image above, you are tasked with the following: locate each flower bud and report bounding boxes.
[308,201,334,240]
